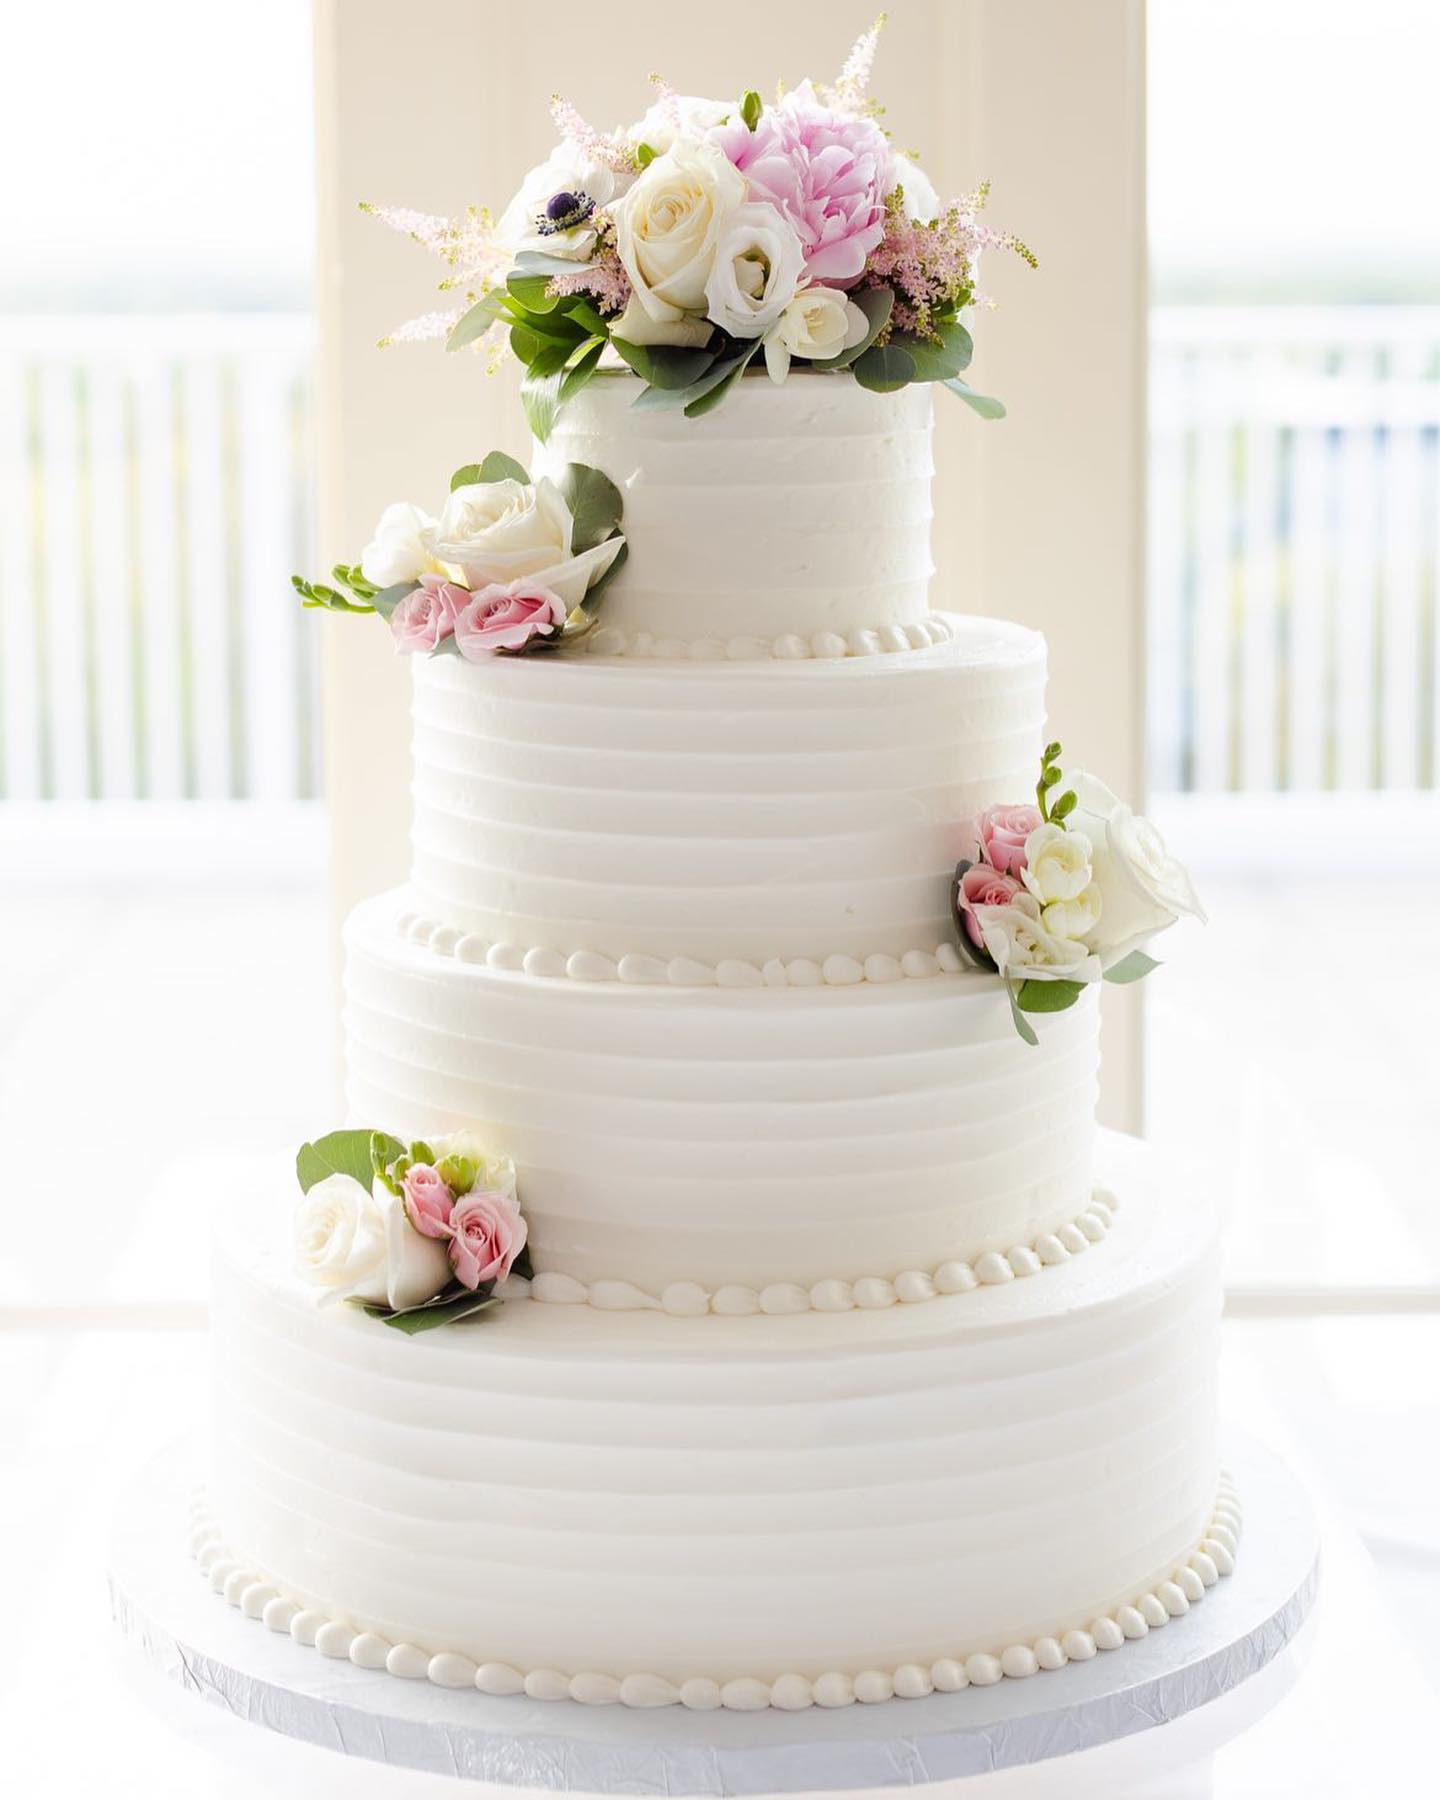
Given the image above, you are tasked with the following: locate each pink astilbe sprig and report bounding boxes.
[647,71,682,138]
[549,94,640,173]
[377,306,468,348]
[547,248,632,319]
[864,185,1035,341]
[362,201,511,355]
[829,13,888,114]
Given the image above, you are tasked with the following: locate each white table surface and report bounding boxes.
[4,1316,1437,1800]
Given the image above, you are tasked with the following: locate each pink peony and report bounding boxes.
[978,804,1043,877]
[957,863,1024,950]
[711,82,892,287]
[448,1188,528,1290]
[453,579,566,658]
[401,1164,454,1239]
[390,574,464,653]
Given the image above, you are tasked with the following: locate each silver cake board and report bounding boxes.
[110,1434,1317,1795]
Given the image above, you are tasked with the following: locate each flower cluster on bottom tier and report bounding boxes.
[187,1479,1240,1711]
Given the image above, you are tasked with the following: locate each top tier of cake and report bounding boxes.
[533,373,935,649]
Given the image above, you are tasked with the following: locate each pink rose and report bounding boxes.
[712,82,892,287]
[978,804,1043,877]
[453,579,567,658]
[390,574,464,653]
[448,1188,528,1289]
[401,1163,454,1239]
[957,863,1023,950]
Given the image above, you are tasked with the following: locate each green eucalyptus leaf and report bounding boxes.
[853,341,917,394]
[900,317,976,384]
[558,461,624,551]
[1104,950,1162,985]
[611,337,716,388]
[449,452,530,491]
[579,535,627,609]
[808,286,893,371]
[521,342,572,442]
[350,1284,501,1334]
[944,376,1007,420]
[740,89,763,131]
[296,1130,375,1195]
[684,343,761,419]
[370,580,419,622]
[1016,978,1088,1014]
[1004,978,1040,1047]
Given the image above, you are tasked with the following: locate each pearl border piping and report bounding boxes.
[189,1477,1239,1711]
[395,908,970,989]
[577,613,958,662]
[502,1190,1118,1317]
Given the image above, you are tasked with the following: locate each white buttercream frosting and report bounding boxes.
[342,894,1100,1293]
[532,373,936,646]
[205,1136,1225,1694]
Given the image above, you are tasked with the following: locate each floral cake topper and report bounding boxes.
[364,17,1033,436]
[294,1127,530,1333]
[953,744,1206,1044]
[291,453,625,656]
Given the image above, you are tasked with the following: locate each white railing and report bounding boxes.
[0,315,318,802]
[4,308,1437,804]
[1150,305,1440,793]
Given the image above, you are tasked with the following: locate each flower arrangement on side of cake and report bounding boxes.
[366,16,1032,436]
[291,451,626,656]
[953,745,1205,1044]
[293,1128,530,1332]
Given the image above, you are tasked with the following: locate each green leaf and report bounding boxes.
[559,296,610,340]
[740,89,763,131]
[853,341,917,393]
[1104,950,1162,985]
[900,317,977,384]
[577,535,627,610]
[808,286,893,370]
[684,342,761,418]
[1004,978,1040,1048]
[509,322,543,366]
[350,1285,501,1335]
[610,336,716,388]
[943,376,1007,421]
[557,461,623,552]
[370,580,419,622]
[448,292,513,353]
[296,1130,376,1195]
[560,338,606,403]
[507,271,564,315]
[507,303,588,345]
[1016,978,1088,1014]
[449,452,530,491]
[521,343,572,442]
[636,141,656,168]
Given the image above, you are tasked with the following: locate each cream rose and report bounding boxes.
[763,285,870,383]
[703,201,804,339]
[432,477,623,611]
[359,502,444,588]
[970,892,1102,985]
[612,138,745,325]
[1020,823,1094,907]
[293,1175,450,1310]
[1059,773,1205,969]
[629,95,733,157]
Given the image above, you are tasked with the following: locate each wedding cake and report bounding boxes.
[195,24,1235,1714]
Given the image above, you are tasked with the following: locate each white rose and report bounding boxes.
[972,892,1102,985]
[293,1173,451,1311]
[613,137,745,325]
[629,95,733,156]
[1020,823,1094,906]
[702,202,804,339]
[763,285,870,383]
[1060,773,1206,969]
[891,151,940,224]
[359,502,443,588]
[432,476,624,611]
[612,294,715,348]
[294,1173,386,1294]
[498,145,630,261]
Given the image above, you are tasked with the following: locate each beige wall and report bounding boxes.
[314,0,1147,1125]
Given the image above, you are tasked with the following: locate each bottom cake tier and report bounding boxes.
[202,1132,1236,1708]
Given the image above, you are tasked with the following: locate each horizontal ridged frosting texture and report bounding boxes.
[343,893,1099,1292]
[408,616,1046,965]
[532,373,936,643]
[209,1135,1220,1685]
